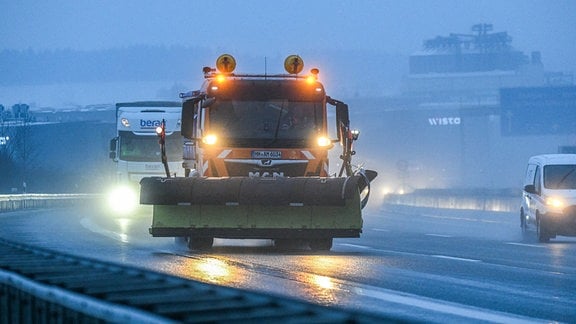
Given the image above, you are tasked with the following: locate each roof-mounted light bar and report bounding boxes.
[203,54,320,80]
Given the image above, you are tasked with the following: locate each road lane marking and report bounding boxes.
[354,285,544,323]
[338,243,482,263]
[431,255,481,262]
[80,217,129,243]
[340,240,480,262]
[372,228,389,232]
[505,242,546,248]
[339,243,372,250]
[425,233,452,238]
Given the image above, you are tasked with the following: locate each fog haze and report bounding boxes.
[1,0,575,71]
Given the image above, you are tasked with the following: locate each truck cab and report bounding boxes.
[181,77,332,178]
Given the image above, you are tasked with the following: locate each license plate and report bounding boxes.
[251,150,281,159]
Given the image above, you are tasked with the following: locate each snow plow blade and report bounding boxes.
[140,174,374,239]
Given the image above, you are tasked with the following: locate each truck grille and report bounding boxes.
[225,161,308,177]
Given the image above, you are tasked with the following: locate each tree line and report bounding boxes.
[0,46,407,96]
[0,45,214,86]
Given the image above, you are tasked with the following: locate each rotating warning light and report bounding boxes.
[215,74,226,83]
[307,68,320,84]
[216,54,236,73]
[284,55,304,74]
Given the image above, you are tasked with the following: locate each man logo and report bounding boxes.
[261,159,273,166]
[249,171,284,177]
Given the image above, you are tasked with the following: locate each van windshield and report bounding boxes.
[544,165,576,189]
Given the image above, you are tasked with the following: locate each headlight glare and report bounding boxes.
[546,197,564,209]
[202,134,218,145]
[107,186,138,214]
[317,136,332,147]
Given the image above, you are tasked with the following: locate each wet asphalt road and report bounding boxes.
[1,202,575,323]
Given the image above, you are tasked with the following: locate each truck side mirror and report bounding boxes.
[201,97,215,108]
[335,102,350,143]
[109,137,118,160]
[524,184,536,194]
[181,100,197,139]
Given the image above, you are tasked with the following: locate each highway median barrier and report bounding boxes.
[382,188,519,212]
[0,194,99,213]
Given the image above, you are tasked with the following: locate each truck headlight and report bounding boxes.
[317,136,332,147]
[107,186,138,214]
[202,134,218,145]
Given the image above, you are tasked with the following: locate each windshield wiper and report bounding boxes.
[556,167,576,189]
[268,101,287,147]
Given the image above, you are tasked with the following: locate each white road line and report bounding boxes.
[80,217,128,243]
[431,255,481,262]
[338,243,482,263]
[425,233,452,238]
[339,243,372,250]
[372,228,389,232]
[505,242,546,248]
[354,285,544,323]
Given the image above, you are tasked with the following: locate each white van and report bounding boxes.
[521,154,576,242]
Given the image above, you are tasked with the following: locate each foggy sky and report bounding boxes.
[1,0,575,72]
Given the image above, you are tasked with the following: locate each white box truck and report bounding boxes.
[108,101,184,214]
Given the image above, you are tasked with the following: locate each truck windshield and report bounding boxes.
[544,164,576,189]
[119,131,182,162]
[207,100,323,147]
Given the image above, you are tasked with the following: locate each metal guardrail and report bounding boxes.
[383,188,520,212]
[0,238,391,323]
[0,194,98,212]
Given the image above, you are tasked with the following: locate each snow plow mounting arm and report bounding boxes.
[327,96,354,177]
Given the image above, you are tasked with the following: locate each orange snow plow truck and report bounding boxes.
[140,54,377,251]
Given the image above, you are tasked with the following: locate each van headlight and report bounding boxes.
[546,197,564,210]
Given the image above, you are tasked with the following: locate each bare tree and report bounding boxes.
[0,104,39,193]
